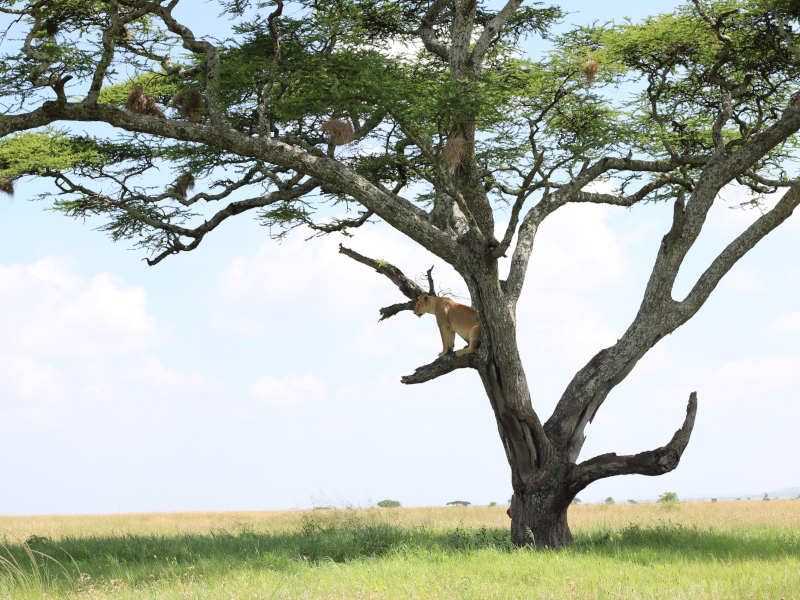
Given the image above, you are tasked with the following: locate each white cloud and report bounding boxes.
[771,312,800,333]
[523,203,630,292]
[0,355,64,402]
[0,260,157,358]
[133,355,209,389]
[0,257,183,432]
[720,268,764,293]
[708,354,800,402]
[250,374,326,405]
[711,184,800,232]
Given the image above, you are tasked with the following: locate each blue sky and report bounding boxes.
[1,1,799,516]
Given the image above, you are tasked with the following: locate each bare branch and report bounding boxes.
[256,0,283,136]
[690,0,737,45]
[711,92,733,154]
[338,245,479,383]
[47,170,319,264]
[426,265,436,294]
[379,301,415,321]
[569,392,697,493]
[469,0,523,69]
[151,3,227,129]
[338,244,425,301]
[85,0,121,104]
[504,193,565,301]
[678,183,800,317]
[401,351,481,384]
[418,0,450,62]
[569,177,694,208]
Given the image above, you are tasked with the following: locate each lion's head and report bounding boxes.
[414,294,432,317]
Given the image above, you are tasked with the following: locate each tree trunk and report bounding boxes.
[478,348,576,549]
[509,488,572,548]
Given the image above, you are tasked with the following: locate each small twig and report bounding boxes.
[426,265,436,294]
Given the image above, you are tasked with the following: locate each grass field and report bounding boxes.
[1,500,798,599]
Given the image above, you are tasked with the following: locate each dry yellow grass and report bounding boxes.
[1,499,798,544]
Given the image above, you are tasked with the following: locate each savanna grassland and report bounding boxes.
[1,500,798,599]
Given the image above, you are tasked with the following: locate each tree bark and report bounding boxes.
[480,359,575,549]
[509,487,573,548]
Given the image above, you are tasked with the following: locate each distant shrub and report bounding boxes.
[377,499,401,508]
[446,500,471,507]
[658,492,680,510]
[603,497,615,505]
[488,501,496,507]
[627,499,637,504]
[313,506,334,510]
[711,498,718,502]
[571,497,582,505]
[658,492,679,503]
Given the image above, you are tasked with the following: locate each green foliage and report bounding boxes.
[3,0,800,260]
[376,499,401,508]
[97,73,183,109]
[659,491,681,511]
[659,492,679,504]
[604,497,615,505]
[0,130,104,177]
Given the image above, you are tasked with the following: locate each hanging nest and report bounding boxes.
[321,118,355,145]
[171,88,204,122]
[580,58,599,85]
[43,17,59,37]
[0,177,14,196]
[173,173,195,199]
[125,86,165,119]
[442,134,466,171]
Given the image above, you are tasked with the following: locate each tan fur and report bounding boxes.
[414,294,480,357]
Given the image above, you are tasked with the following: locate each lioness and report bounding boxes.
[413,294,480,357]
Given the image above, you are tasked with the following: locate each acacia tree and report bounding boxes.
[2,0,800,548]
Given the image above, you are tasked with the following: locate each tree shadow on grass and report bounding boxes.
[3,517,798,588]
[571,523,800,563]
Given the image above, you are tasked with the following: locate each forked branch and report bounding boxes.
[568,392,697,493]
[338,245,481,383]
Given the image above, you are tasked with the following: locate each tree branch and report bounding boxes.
[1,99,460,263]
[152,3,227,129]
[569,392,697,493]
[338,244,425,301]
[418,0,450,62]
[338,245,481,383]
[401,351,481,384]
[469,0,523,70]
[678,183,800,318]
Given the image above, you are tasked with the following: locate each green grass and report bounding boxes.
[1,506,798,599]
